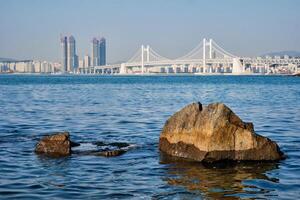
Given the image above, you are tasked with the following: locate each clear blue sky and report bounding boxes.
[0,0,299,63]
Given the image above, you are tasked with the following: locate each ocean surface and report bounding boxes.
[0,75,299,199]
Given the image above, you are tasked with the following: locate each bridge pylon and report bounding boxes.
[120,63,126,74]
[141,45,144,74]
[202,38,213,73]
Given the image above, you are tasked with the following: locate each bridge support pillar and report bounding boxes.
[141,45,144,75]
[232,58,243,74]
[209,39,212,59]
[120,63,126,74]
[203,38,206,73]
[146,45,150,62]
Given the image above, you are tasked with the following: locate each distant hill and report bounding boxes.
[0,57,18,62]
[261,51,300,57]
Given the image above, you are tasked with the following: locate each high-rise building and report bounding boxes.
[67,35,78,72]
[84,55,91,67]
[61,35,78,72]
[91,37,106,66]
[92,38,99,66]
[79,59,84,68]
[33,61,42,73]
[99,37,106,66]
[60,36,68,72]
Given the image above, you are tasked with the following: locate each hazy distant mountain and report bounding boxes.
[261,51,300,57]
[0,57,18,62]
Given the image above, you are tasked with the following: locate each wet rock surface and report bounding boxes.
[72,141,133,157]
[159,102,285,162]
[35,132,71,156]
[35,132,132,157]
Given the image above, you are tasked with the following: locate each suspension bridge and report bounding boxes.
[81,38,300,75]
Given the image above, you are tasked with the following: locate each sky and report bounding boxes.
[0,0,299,63]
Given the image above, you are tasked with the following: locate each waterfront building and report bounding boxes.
[0,63,4,72]
[67,35,78,72]
[92,38,99,66]
[9,63,16,71]
[91,37,106,66]
[15,62,27,72]
[274,56,281,59]
[99,37,106,66]
[15,62,24,72]
[61,35,78,72]
[33,61,41,73]
[79,59,84,68]
[60,36,68,72]
[265,55,272,59]
[0,61,35,73]
[26,62,34,73]
[84,55,91,67]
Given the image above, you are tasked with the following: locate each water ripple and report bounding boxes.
[0,75,299,199]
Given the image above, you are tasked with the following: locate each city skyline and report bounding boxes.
[0,0,300,63]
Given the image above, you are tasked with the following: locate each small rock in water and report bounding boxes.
[35,132,132,157]
[159,102,285,162]
[35,132,72,157]
[93,141,130,148]
[96,149,126,157]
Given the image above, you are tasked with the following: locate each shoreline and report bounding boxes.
[0,72,295,76]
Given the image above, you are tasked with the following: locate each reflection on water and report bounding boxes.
[160,154,279,199]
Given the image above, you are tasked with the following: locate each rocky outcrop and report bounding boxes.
[35,132,72,156]
[35,132,132,157]
[159,102,284,162]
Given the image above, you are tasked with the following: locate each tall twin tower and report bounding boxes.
[91,37,106,67]
[61,35,106,72]
[61,35,78,72]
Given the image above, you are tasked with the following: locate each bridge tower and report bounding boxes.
[141,45,144,74]
[202,38,213,73]
[146,45,150,62]
[209,39,212,59]
[203,38,206,72]
[141,45,150,74]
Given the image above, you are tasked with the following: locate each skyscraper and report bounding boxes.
[84,55,91,67]
[67,35,78,72]
[92,38,99,66]
[61,35,78,72]
[60,36,68,72]
[99,37,106,66]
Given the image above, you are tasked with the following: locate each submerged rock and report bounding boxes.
[159,102,284,162]
[35,132,132,157]
[96,149,126,157]
[72,141,132,157]
[93,141,130,148]
[35,132,72,156]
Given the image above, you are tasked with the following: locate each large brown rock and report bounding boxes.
[159,102,284,162]
[35,132,71,156]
